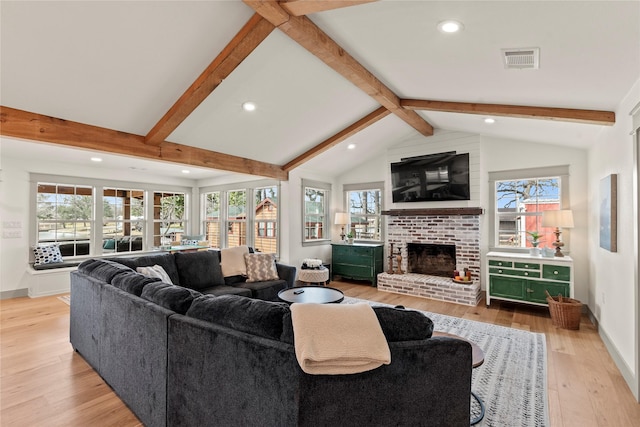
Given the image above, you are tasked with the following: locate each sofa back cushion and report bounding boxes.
[111,271,161,296]
[78,259,133,283]
[174,251,225,290]
[141,282,201,314]
[372,306,434,341]
[107,253,180,286]
[186,294,290,341]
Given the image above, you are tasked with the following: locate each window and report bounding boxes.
[227,190,247,247]
[36,183,93,256]
[254,185,278,253]
[103,187,144,253]
[33,175,191,258]
[303,179,330,244]
[490,166,569,250]
[202,191,221,248]
[201,180,279,254]
[345,182,384,242]
[153,192,186,247]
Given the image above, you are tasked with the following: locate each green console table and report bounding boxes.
[486,251,573,307]
[331,243,384,286]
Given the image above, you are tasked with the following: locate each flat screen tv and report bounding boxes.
[391,152,470,203]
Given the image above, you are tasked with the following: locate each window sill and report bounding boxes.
[301,239,331,247]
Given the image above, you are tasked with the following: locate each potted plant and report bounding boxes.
[527,231,543,256]
[346,232,354,244]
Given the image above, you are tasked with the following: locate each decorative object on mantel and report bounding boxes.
[387,243,395,274]
[599,174,617,252]
[453,267,472,283]
[541,209,574,257]
[334,212,349,242]
[381,207,484,216]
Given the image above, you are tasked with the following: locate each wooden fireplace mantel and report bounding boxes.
[381,207,484,216]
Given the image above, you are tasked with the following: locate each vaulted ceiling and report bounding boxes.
[1,1,638,181]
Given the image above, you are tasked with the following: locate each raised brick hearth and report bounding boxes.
[378,211,482,306]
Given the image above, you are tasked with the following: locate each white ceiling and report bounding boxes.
[1,0,639,180]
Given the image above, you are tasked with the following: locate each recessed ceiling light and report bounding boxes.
[242,101,256,112]
[90,157,102,162]
[347,144,356,150]
[484,118,496,124]
[181,169,190,174]
[437,20,464,33]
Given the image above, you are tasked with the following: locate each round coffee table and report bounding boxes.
[278,286,344,304]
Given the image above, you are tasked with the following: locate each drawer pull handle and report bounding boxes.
[526,288,534,293]
[524,272,529,276]
[498,269,503,273]
[524,264,529,268]
[554,271,559,275]
[498,262,503,266]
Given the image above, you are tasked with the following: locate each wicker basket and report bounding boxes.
[545,290,582,330]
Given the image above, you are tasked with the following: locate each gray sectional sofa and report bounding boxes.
[70,251,473,427]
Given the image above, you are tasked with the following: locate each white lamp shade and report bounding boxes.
[542,210,574,228]
[334,212,349,225]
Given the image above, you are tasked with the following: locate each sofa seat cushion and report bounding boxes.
[109,253,180,286]
[174,251,225,291]
[141,282,201,314]
[236,279,287,301]
[78,259,133,282]
[111,271,162,296]
[199,285,252,298]
[186,294,290,341]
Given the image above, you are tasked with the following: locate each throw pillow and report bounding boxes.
[244,253,279,282]
[136,265,173,284]
[220,245,249,277]
[33,244,63,266]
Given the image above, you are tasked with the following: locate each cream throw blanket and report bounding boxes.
[290,303,391,375]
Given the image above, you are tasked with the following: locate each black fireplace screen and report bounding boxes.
[407,243,456,277]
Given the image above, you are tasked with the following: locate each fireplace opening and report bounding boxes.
[407,243,456,277]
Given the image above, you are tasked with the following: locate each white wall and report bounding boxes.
[0,153,196,296]
[588,78,640,398]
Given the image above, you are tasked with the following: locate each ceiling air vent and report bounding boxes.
[502,47,539,69]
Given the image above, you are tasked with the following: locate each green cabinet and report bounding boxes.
[487,252,573,307]
[331,243,384,286]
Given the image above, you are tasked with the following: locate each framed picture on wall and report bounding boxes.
[599,174,617,252]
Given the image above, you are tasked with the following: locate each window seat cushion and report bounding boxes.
[32,260,82,271]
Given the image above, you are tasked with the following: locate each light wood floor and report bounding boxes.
[1,281,639,427]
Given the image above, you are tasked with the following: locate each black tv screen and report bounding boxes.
[391,152,470,202]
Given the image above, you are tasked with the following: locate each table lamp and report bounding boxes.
[541,210,574,257]
[334,212,349,242]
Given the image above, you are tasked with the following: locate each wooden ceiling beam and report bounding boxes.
[244,0,433,136]
[401,99,616,126]
[1,106,288,180]
[283,106,390,172]
[144,14,276,146]
[280,0,377,16]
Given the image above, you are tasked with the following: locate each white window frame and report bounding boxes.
[489,165,570,252]
[344,181,385,243]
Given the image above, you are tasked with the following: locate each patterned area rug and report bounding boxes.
[343,297,549,427]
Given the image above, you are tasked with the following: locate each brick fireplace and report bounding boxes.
[378,208,482,306]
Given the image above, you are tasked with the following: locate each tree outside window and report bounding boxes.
[36,183,93,256]
[203,191,221,248]
[153,192,185,247]
[227,190,246,248]
[347,188,382,241]
[304,186,328,241]
[103,188,144,253]
[496,177,560,248]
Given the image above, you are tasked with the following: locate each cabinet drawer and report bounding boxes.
[542,265,571,281]
[489,267,540,279]
[333,264,372,278]
[514,262,540,270]
[488,259,512,267]
[490,276,526,300]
